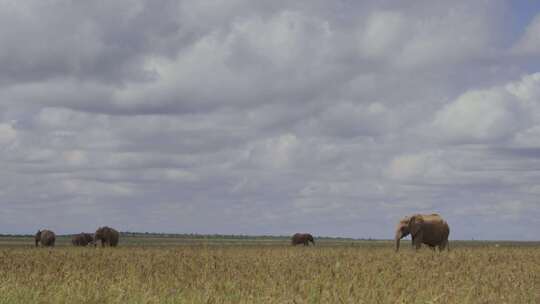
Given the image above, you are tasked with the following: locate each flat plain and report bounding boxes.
[0,236,538,304]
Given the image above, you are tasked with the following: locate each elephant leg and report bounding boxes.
[441,240,450,252]
[412,236,422,250]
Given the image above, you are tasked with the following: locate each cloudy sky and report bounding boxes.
[1,1,540,240]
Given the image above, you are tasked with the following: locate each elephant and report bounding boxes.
[395,213,450,252]
[94,226,119,247]
[72,233,94,246]
[35,229,56,247]
[291,233,315,246]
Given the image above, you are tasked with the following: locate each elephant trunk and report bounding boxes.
[395,231,402,252]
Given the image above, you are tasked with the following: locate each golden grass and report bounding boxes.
[0,245,538,303]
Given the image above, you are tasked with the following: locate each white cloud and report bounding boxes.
[227,10,333,69]
[386,151,451,182]
[358,11,406,58]
[505,73,540,115]
[63,150,88,166]
[454,200,532,220]
[293,197,343,214]
[432,73,540,144]
[0,123,17,145]
[433,89,524,142]
[356,3,501,69]
[61,179,135,197]
[247,133,299,170]
[109,9,338,114]
[302,101,393,138]
[513,125,540,147]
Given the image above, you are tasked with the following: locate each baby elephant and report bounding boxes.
[35,229,56,247]
[72,233,95,246]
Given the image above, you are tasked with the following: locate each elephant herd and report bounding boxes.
[35,213,450,252]
[34,226,119,248]
[292,213,450,252]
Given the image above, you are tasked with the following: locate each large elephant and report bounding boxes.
[291,233,315,246]
[72,233,94,246]
[94,226,119,247]
[395,213,450,252]
[35,229,56,247]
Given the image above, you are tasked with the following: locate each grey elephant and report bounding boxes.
[35,229,56,247]
[395,213,450,252]
[72,233,94,246]
[291,233,315,246]
[94,226,119,247]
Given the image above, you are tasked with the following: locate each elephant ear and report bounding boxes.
[408,215,424,236]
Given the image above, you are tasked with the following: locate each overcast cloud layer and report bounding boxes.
[1,1,540,240]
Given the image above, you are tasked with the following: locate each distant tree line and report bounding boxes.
[0,232,373,241]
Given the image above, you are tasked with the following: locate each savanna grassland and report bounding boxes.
[0,236,538,304]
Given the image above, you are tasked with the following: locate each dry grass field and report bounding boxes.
[0,237,538,303]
